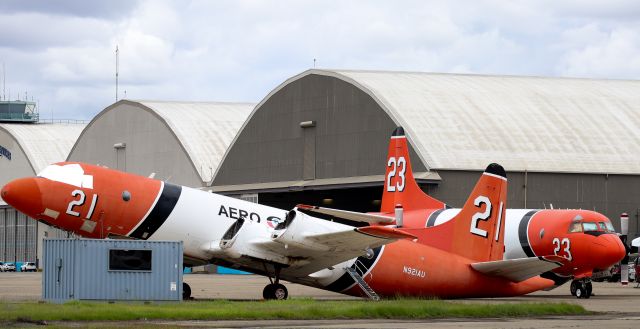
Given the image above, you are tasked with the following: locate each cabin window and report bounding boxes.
[109,249,152,271]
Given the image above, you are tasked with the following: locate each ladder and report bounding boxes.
[345,267,380,301]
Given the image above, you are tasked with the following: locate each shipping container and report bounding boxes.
[43,239,182,302]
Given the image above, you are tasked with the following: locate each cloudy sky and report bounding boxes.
[0,0,639,120]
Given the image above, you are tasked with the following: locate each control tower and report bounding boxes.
[0,101,39,123]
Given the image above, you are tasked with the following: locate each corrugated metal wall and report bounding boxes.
[0,207,36,263]
[43,239,183,302]
[0,206,69,266]
[430,170,640,240]
[214,74,427,186]
[215,73,640,240]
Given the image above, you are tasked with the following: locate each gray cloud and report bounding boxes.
[0,0,141,19]
[1,0,639,120]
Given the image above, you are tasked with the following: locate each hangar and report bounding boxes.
[67,100,255,188]
[212,69,640,240]
[0,119,85,267]
[2,71,639,265]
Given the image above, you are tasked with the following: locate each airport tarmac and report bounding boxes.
[1,272,639,328]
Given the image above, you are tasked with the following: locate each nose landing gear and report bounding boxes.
[570,279,592,299]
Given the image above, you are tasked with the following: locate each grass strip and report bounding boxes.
[1,299,588,322]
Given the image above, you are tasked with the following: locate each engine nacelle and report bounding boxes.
[271,209,350,252]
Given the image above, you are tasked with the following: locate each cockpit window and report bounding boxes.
[568,221,583,233]
[582,222,598,232]
[604,221,615,232]
[597,222,607,231]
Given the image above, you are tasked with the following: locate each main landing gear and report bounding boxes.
[262,264,288,300]
[570,279,592,299]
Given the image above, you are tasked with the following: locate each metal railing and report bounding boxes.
[37,118,89,124]
[0,112,39,122]
[353,258,373,281]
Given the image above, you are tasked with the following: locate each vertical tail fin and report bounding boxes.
[381,127,445,213]
[407,163,508,262]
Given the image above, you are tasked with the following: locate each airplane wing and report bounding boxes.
[258,225,414,255]
[470,256,566,282]
[296,204,395,225]
[254,220,415,276]
[205,209,414,278]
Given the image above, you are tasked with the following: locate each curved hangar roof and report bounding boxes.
[135,100,254,183]
[70,100,254,186]
[271,69,640,174]
[0,123,86,173]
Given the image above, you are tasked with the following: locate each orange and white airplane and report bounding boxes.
[303,127,626,299]
[1,134,567,300]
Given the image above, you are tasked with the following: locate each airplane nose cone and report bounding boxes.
[1,178,43,216]
[591,234,626,269]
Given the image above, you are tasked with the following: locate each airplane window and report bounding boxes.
[605,221,615,232]
[582,222,598,232]
[597,222,607,231]
[568,222,583,233]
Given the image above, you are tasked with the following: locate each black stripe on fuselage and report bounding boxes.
[326,246,383,293]
[426,208,446,227]
[584,231,612,237]
[540,271,570,287]
[518,210,539,257]
[129,182,182,240]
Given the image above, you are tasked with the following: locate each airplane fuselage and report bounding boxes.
[2,162,552,298]
[390,207,624,281]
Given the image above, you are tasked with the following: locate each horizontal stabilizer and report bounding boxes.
[471,256,566,282]
[296,204,395,224]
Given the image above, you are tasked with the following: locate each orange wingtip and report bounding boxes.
[357,226,417,240]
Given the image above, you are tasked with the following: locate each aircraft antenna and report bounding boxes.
[2,62,5,101]
[115,45,119,102]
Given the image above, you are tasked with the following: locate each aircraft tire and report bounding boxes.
[263,283,288,300]
[570,281,578,296]
[273,284,288,300]
[263,284,275,299]
[585,282,592,298]
[576,285,585,299]
[183,282,191,300]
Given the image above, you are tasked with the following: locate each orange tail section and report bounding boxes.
[405,163,508,262]
[381,127,445,213]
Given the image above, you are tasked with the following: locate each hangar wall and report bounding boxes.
[214,74,426,186]
[431,170,640,238]
[0,128,37,191]
[0,123,83,266]
[68,102,202,187]
[214,70,640,240]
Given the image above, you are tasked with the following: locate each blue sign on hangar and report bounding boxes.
[0,145,11,160]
